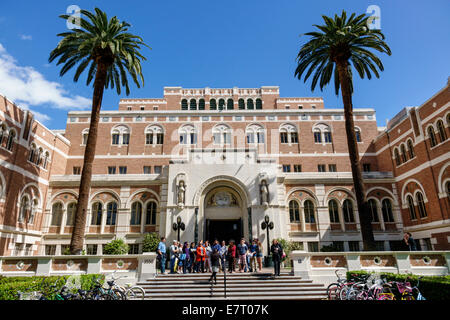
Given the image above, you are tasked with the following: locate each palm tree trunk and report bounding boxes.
[70,62,108,254]
[336,60,376,251]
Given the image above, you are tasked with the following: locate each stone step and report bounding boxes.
[137,283,324,289]
[144,295,327,300]
[142,286,324,293]
[144,291,327,298]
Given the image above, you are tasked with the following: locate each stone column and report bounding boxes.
[138,252,157,281]
[291,251,311,279]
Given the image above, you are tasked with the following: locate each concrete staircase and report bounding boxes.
[136,272,327,300]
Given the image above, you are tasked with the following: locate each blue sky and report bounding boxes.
[0,0,449,129]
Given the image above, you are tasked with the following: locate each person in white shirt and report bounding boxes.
[204,240,212,272]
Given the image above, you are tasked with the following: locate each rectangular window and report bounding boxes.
[146,133,153,145]
[156,133,164,144]
[45,245,56,256]
[375,241,385,251]
[389,241,404,251]
[73,167,81,175]
[112,134,120,145]
[290,132,298,143]
[108,166,116,174]
[143,166,152,174]
[280,132,288,144]
[307,242,319,252]
[86,244,98,255]
[348,241,360,252]
[293,165,302,172]
[318,164,326,172]
[324,132,332,143]
[122,134,130,145]
[119,166,127,174]
[154,166,162,174]
[363,163,371,172]
[282,165,291,173]
[332,241,344,252]
[314,131,322,143]
[328,164,337,172]
[128,244,140,254]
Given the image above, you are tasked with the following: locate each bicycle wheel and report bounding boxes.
[326,283,341,300]
[339,285,350,300]
[126,286,146,300]
[401,293,415,300]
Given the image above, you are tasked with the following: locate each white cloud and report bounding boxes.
[0,43,91,112]
[20,34,32,41]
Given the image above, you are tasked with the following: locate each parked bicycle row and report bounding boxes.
[16,272,145,300]
[326,270,426,300]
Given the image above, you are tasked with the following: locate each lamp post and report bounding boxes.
[172,216,185,242]
[261,215,274,267]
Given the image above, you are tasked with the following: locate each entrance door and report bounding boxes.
[206,219,242,244]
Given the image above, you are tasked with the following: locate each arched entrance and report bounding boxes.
[196,177,250,244]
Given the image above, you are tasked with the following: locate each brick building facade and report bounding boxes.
[0,80,448,257]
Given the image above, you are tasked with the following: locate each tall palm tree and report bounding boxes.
[294,11,391,250]
[49,8,149,254]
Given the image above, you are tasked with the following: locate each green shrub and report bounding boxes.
[275,238,304,267]
[103,238,129,255]
[62,247,71,255]
[347,270,450,301]
[0,274,104,300]
[142,233,160,253]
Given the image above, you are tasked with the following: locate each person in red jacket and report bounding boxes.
[196,241,206,273]
[227,240,236,273]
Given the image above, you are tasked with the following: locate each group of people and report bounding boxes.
[156,237,285,283]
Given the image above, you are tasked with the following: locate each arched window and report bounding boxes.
[400,144,408,162]
[406,195,416,220]
[355,128,362,142]
[181,99,188,110]
[218,99,225,110]
[111,129,120,145]
[51,202,63,226]
[82,129,89,145]
[304,200,315,223]
[368,199,379,222]
[28,143,36,162]
[212,124,231,145]
[238,99,245,110]
[199,99,205,110]
[210,99,217,110]
[394,148,401,166]
[289,200,300,223]
[255,99,262,110]
[313,123,332,144]
[0,124,6,146]
[446,181,450,204]
[416,192,427,218]
[29,199,38,224]
[66,202,76,226]
[246,124,265,144]
[342,199,355,223]
[145,201,157,225]
[6,129,15,151]
[328,200,340,223]
[111,125,130,145]
[247,99,254,110]
[189,99,197,110]
[18,196,30,223]
[437,120,447,142]
[227,99,234,110]
[407,140,415,159]
[280,124,298,144]
[179,125,197,145]
[35,147,43,166]
[381,199,394,222]
[313,130,322,143]
[106,202,117,225]
[130,202,142,225]
[145,125,164,145]
[42,151,50,169]
[428,126,437,147]
[91,202,103,225]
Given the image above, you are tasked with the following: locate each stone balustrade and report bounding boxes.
[291,250,450,285]
[0,252,157,285]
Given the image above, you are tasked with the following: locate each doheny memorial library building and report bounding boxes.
[0,79,449,257]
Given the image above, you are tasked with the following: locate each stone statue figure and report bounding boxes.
[177,181,186,207]
[260,180,269,205]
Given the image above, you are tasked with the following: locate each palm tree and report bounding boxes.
[49,8,149,254]
[294,11,391,250]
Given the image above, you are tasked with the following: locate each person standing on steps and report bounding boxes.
[219,240,227,272]
[156,237,166,274]
[189,242,196,273]
[209,248,221,284]
[204,240,212,272]
[196,241,206,273]
[249,239,258,273]
[237,238,248,273]
[270,239,283,277]
[169,240,179,274]
[256,240,263,272]
[227,240,236,273]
